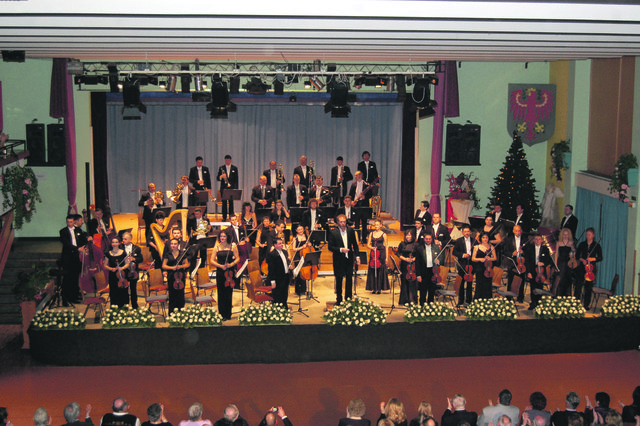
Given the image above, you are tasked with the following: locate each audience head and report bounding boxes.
[567,413,583,426]
[63,402,80,423]
[604,410,622,426]
[188,403,203,421]
[499,389,513,406]
[452,394,466,410]
[632,386,640,406]
[347,398,366,418]
[595,392,610,408]
[384,398,406,424]
[378,420,394,426]
[147,403,162,423]
[533,416,546,426]
[529,392,547,411]
[264,412,277,426]
[421,417,438,426]
[417,402,433,421]
[223,404,239,422]
[33,408,49,426]
[0,407,7,424]
[497,415,512,426]
[566,392,581,410]
[112,397,129,413]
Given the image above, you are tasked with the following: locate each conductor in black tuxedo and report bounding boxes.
[189,156,212,205]
[266,237,291,305]
[328,214,360,305]
[560,204,578,237]
[216,154,239,221]
[524,233,552,310]
[357,150,379,196]
[251,175,275,211]
[330,156,353,204]
[59,215,88,303]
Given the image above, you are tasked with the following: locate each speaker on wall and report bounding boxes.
[26,123,46,166]
[47,123,66,166]
[444,123,481,166]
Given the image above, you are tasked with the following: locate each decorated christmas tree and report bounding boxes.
[487,132,541,229]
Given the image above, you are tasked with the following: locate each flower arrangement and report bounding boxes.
[31,309,86,330]
[549,139,571,183]
[1,164,42,229]
[238,303,293,326]
[101,306,157,329]
[167,304,224,328]
[609,153,638,203]
[446,172,480,209]
[403,302,456,323]
[601,295,640,318]
[13,262,50,302]
[322,297,387,326]
[534,296,585,319]
[465,298,518,320]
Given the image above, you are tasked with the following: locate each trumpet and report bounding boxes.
[277,163,285,192]
[169,183,185,203]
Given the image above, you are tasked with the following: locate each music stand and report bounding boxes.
[194,190,210,207]
[320,205,337,221]
[381,254,403,314]
[222,189,242,218]
[255,208,272,224]
[156,206,172,217]
[353,251,368,297]
[309,230,326,246]
[301,250,322,303]
[289,207,305,224]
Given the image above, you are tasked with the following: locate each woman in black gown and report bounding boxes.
[555,227,576,296]
[103,236,127,308]
[290,224,309,295]
[162,238,190,314]
[471,232,497,300]
[210,231,239,320]
[397,231,418,305]
[269,199,290,225]
[366,219,390,294]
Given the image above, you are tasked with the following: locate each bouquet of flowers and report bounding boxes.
[609,153,638,204]
[322,297,387,326]
[102,306,157,329]
[13,262,50,302]
[238,303,292,326]
[403,302,456,323]
[167,304,224,328]
[446,172,480,209]
[1,164,42,229]
[601,295,640,318]
[534,296,585,319]
[31,309,86,330]
[549,139,571,183]
[465,298,518,320]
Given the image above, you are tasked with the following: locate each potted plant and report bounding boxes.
[445,172,480,209]
[549,139,571,183]
[13,262,52,348]
[1,164,42,229]
[609,153,639,203]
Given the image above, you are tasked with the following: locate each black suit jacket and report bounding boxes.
[412,227,428,245]
[286,184,309,208]
[513,213,530,233]
[441,409,478,426]
[189,165,212,190]
[524,243,552,276]
[357,160,379,184]
[330,165,353,197]
[349,181,371,207]
[453,236,477,273]
[263,168,285,192]
[123,243,143,279]
[216,164,239,190]
[224,225,247,245]
[301,208,326,231]
[328,226,359,275]
[293,165,314,188]
[560,214,578,237]
[138,192,166,226]
[309,185,332,206]
[414,209,432,226]
[415,242,442,277]
[336,206,360,228]
[427,223,450,246]
[59,226,88,262]
[266,249,290,304]
[251,185,275,209]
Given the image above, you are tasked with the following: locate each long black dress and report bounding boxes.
[105,250,127,308]
[397,241,418,305]
[163,250,186,314]
[292,237,307,295]
[555,245,573,296]
[473,247,493,300]
[366,234,390,293]
[215,248,237,320]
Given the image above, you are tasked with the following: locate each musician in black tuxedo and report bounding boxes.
[121,231,144,308]
[87,208,113,240]
[251,175,275,210]
[413,220,429,245]
[574,227,603,310]
[266,237,291,305]
[452,225,477,305]
[301,198,327,233]
[560,204,578,238]
[59,215,88,303]
[512,204,530,233]
[286,174,309,209]
[293,155,314,188]
[504,225,527,301]
[330,156,353,204]
[138,182,165,236]
[309,175,332,207]
[189,156,212,212]
[224,215,247,245]
[415,233,442,304]
[489,203,505,224]
[216,154,239,221]
[427,213,450,247]
[414,201,432,226]
[172,175,193,209]
[524,233,553,310]
[349,171,370,207]
[263,160,285,200]
[336,195,360,232]
[357,150,379,196]
[328,214,360,305]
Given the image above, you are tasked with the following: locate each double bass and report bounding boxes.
[79,240,104,293]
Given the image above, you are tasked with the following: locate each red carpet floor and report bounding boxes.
[1,350,639,426]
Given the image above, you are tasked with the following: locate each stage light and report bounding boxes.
[273,79,284,95]
[194,75,204,92]
[166,75,177,92]
[121,78,146,120]
[289,93,297,102]
[180,64,191,93]
[396,75,406,101]
[243,77,271,95]
[206,76,233,119]
[324,80,351,118]
[229,76,240,94]
[310,76,324,91]
[159,80,167,89]
[108,65,119,93]
[354,76,365,89]
[304,80,312,89]
[412,78,437,117]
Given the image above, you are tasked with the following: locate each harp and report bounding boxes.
[150,209,188,256]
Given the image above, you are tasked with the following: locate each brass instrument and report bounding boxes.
[371,195,382,219]
[169,183,185,203]
[191,218,211,238]
[277,163,285,192]
[154,190,164,205]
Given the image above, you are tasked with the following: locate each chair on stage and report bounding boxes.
[533,273,560,299]
[437,275,462,315]
[496,275,523,314]
[141,270,169,318]
[491,266,504,293]
[194,267,216,296]
[246,270,273,304]
[79,271,108,320]
[136,207,146,244]
[187,276,216,307]
[590,273,619,312]
[143,268,168,296]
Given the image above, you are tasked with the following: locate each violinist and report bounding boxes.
[256,216,274,266]
[413,220,428,245]
[427,213,450,247]
[301,198,326,234]
[336,195,360,231]
[270,199,290,225]
[452,225,477,306]
[505,225,527,302]
[310,175,332,207]
[365,219,390,294]
[524,233,552,310]
[574,227,603,310]
[328,215,360,305]
[240,202,257,234]
[224,214,247,245]
[103,236,128,308]
[479,215,502,246]
[416,233,442,305]
[162,238,190,314]
[121,232,143,309]
[471,233,497,300]
[210,231,239,320]
[397,231,418,305]
[291,224,311,296]
[555,228,576,297]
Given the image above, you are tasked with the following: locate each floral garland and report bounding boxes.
[102,306,157,329]
[465,298,518,320]
[31,309,86,330]
[608,153,638,204]
[13,262,50,302]
[322,297,387,326]
[167,305,224,328]
[601,295,640,318]
[403,302,456,323]
[445,172,480,209]
[1,164,42,229]
[549,139,571,183]
[238,302,292,326]
[534,296,585,319]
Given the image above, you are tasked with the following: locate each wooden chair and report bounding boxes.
[79,273,108,320]
[141,274,168,318]
[194,267,216,296]
[137,207,146,244]
[188,276,216,307]
[496,276,522,314]
[246,270,273,304]
[590,273,619,312]
[437,275,462,315]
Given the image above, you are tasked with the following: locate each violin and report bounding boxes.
[222,246,236,288]
[516,254,526,274]
[406,253,416,281]
[568,250,578,269]
[484,257,493,278]
[173,269,185,290]
[584,259,595,281]
[369,246,383,269]
[115,255,130,288]
[464,262,474,282]
[535,264,547,284]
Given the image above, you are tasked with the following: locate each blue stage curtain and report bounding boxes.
[106,101,402,218]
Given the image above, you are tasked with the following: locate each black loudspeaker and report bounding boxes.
[273,80,284,95]
[2,50,25,62]
[26,123,46,166]
[47,123,66,166]
[444,123,481,166]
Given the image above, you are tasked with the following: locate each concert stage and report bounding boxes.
[28,316,640,366]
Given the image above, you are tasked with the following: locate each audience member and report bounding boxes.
[441,395,478,426]
[257,407,292,426]
[478,390,519,426]
[497,415,512,426]
[62,402,92,426]
[592,393,612,424]
[410,403,434,426]
[378,399,407,426]
[142,404,172,426]
[101,397,141,426]
[621,386,640,425]
[0,407,10,426]
[550,392,592,426]
[179,403,211,426]
[379,420,395,426]
[521,392,551,426]
[34,408,51,426]
[419,417,437,426]
[339,399,371,426]
[212,405,248,426]
[567,413,583,426]
[605,410,623,426]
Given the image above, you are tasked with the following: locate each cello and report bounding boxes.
[79,239,104,293]
[299,240,320,281]
[431,237,453,284]
[235,221,253,278]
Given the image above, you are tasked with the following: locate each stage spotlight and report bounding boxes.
[166,75,177,92]
[354,76,365,89]
[243,77,271,95]
[395,75,406,101]
[273,79,284,95]
[194,75,204,92]
[108,65,119,93]
[324,80,351,118]
[121,78,146,120]
[206,77,232,119]
[310,76,325,91]
[304,80,312,89]
[412,78,438,117]
[289,93,297,102]
[180,64,191,93]
[229,76,240,94]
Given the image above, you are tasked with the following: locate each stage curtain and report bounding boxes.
[106,102,402,217]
